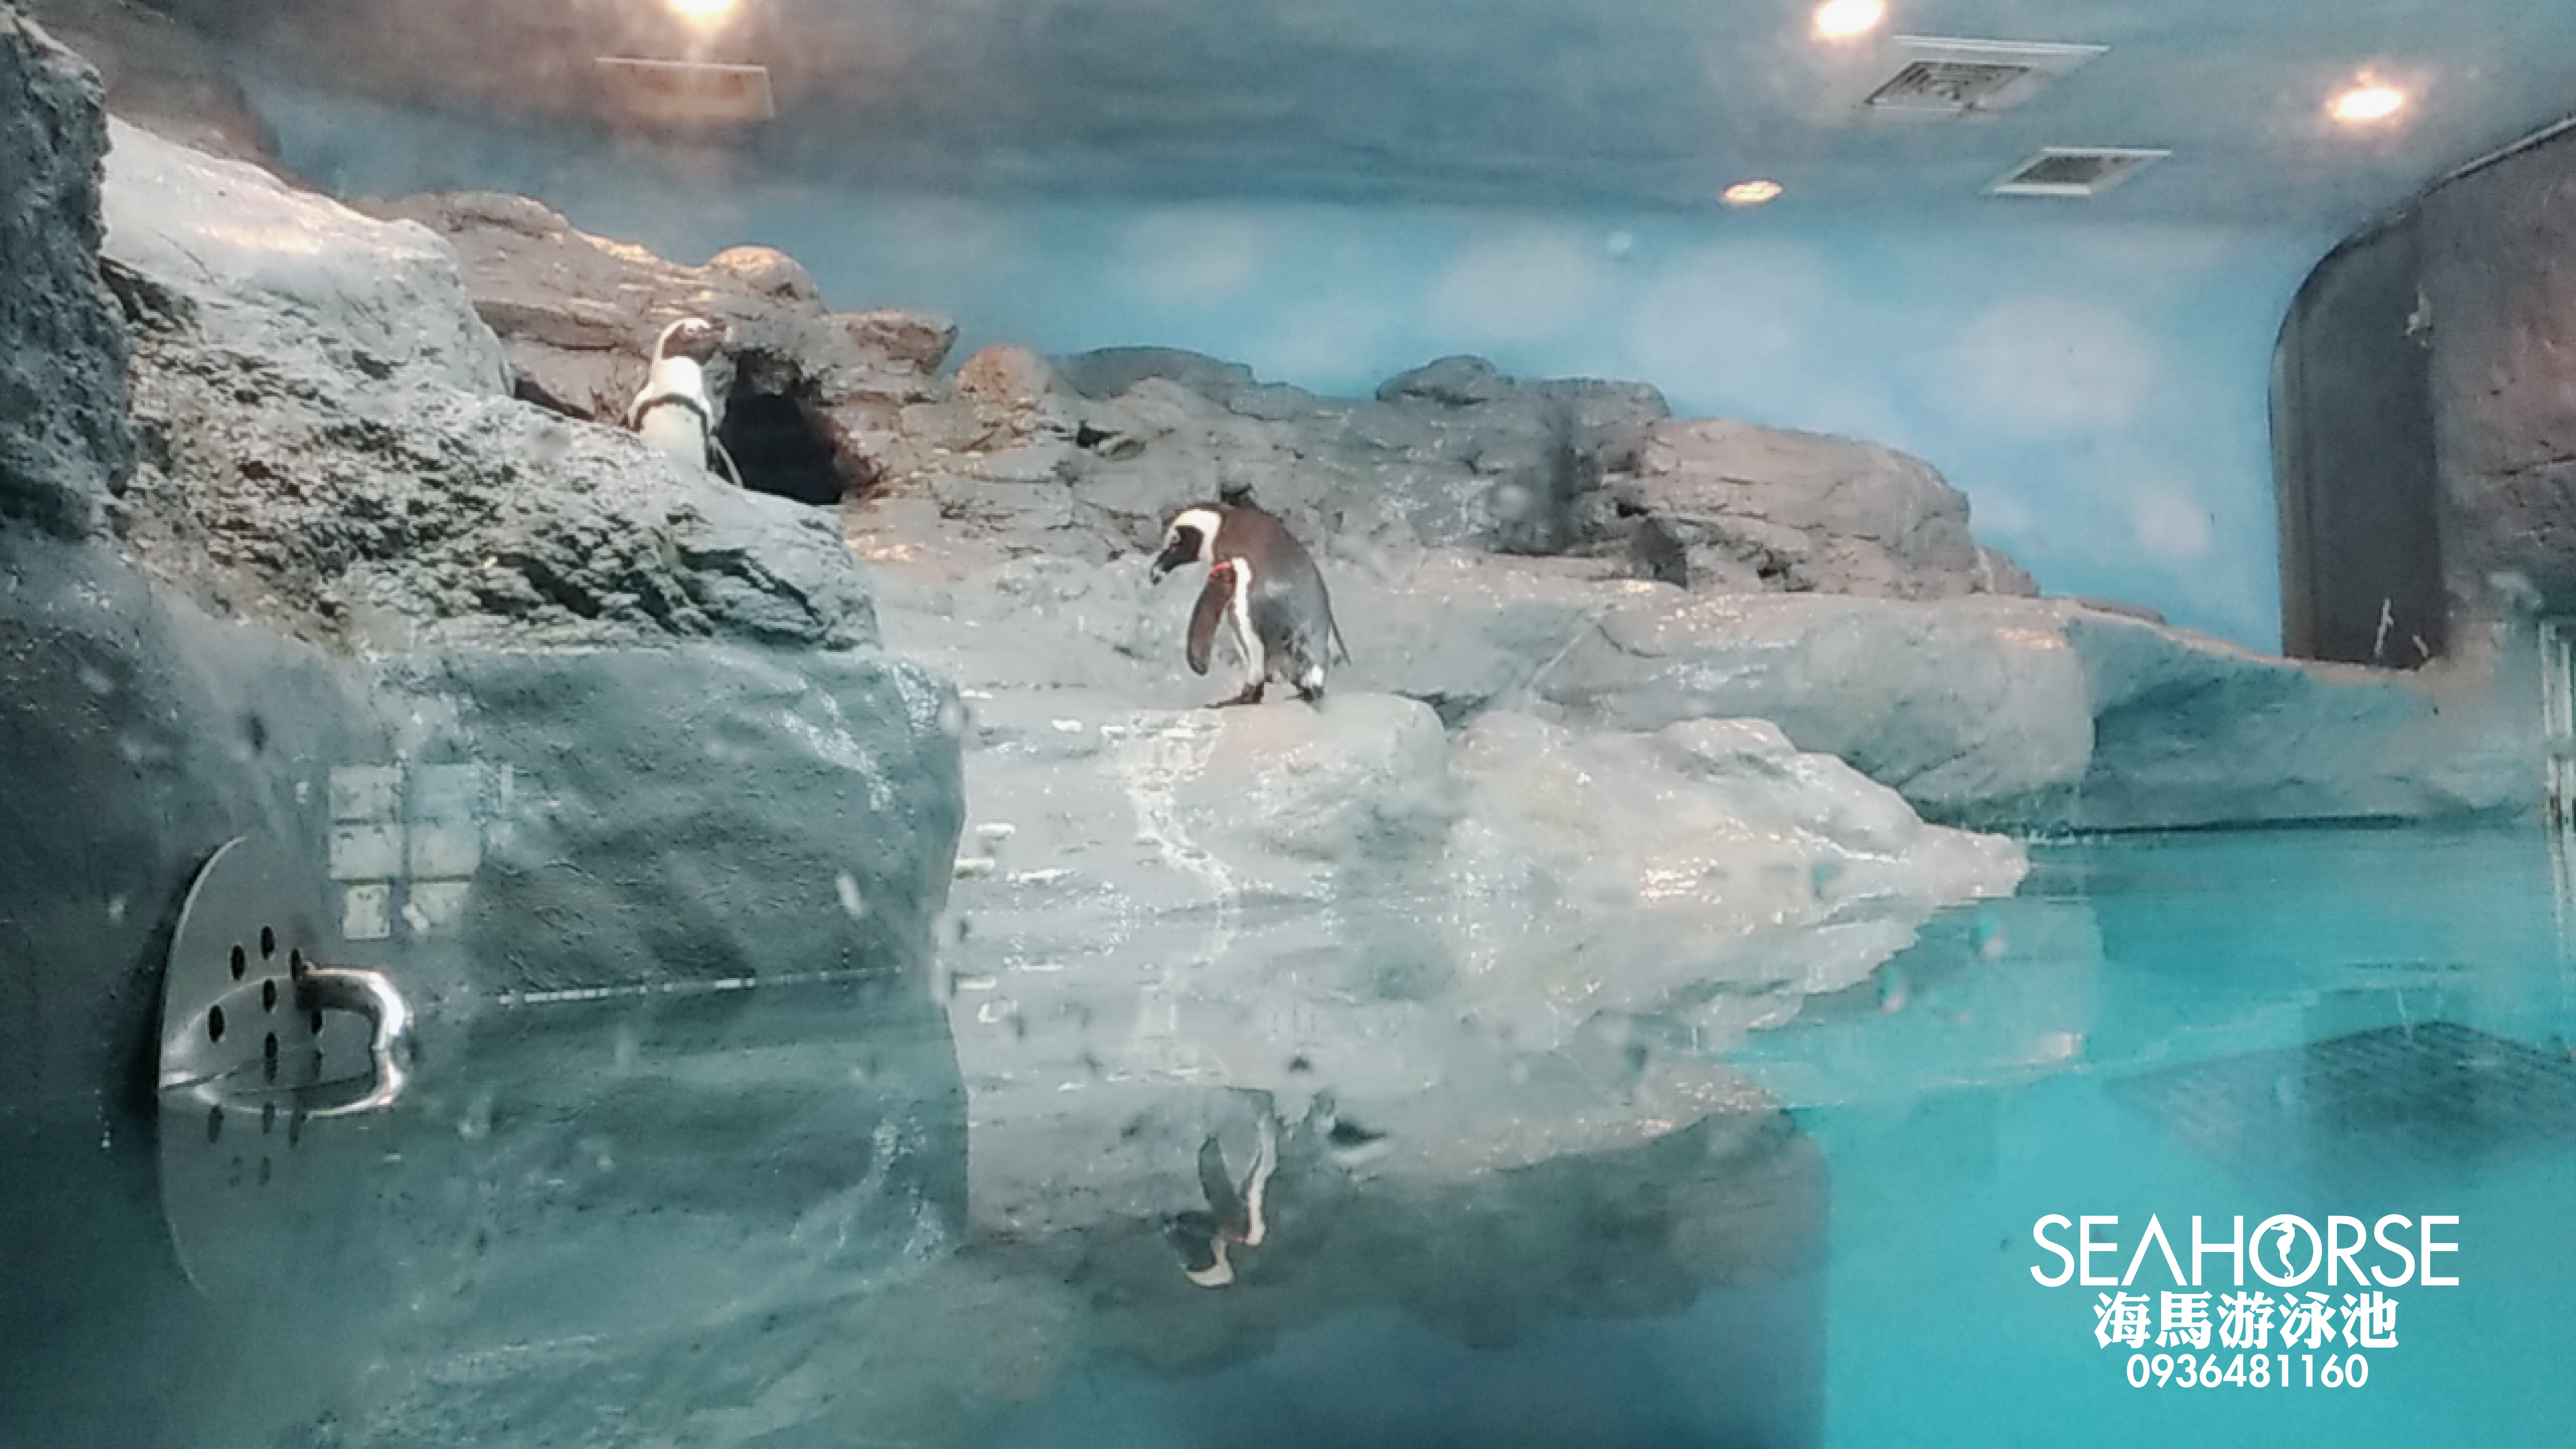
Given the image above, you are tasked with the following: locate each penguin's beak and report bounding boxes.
[1149,540,1189,582]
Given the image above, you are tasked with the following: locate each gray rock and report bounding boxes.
[1050,345,1257,403]
[2,100,967,1133]
[2419,124,2576,637]
[1528,586,2537,828]
[0,523,965,1112]
[0,7,130,537]
[100,123,878,652]
[368,190,956,505]
[2061,610,2540,828]
[1601,417,2026,599]
[884,343,2038,613]
[103,121,506,393]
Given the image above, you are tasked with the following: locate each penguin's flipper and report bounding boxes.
[1196,1133,1244,1236]
[1185,565,1234,677]
[707,435,745,489]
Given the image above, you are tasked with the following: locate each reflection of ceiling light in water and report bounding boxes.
[1722,179,1784,207]
[1812,0,1887,41]
[2329,83,2406,124]
[668,0,737,20]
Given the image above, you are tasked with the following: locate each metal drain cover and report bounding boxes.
[157,836,414,1295]
[2108,1021,2576,1187]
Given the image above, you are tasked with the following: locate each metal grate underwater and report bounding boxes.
[2107,1021,2576,1186]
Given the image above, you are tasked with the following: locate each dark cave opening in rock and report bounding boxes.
[718,380,850,507]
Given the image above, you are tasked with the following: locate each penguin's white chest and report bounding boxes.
[637,402,707,465]
[634,355,712,466]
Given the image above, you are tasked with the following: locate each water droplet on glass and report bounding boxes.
[835,871,869,920]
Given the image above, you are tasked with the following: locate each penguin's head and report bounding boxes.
[651,315,727,363]
[1150,507,1223,582]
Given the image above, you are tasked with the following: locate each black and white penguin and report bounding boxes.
[1164,1111,1277,1288]
[1150,487,1350,707]
[626,316,743,487]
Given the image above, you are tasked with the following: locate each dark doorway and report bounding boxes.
[718,380,851,507]
[2272,218,2447,666]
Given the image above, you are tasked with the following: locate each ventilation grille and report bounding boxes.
[1989,146,2170,198]
[1863,37,2106,115]
[594,57,776,127]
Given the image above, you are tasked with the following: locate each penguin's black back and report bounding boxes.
[1217,504,1346,668]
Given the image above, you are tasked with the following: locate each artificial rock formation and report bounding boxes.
[2420,127,2576,635]
[883,342,2044,609]
[1,56,967,1123]
[109,128,876,652]
[0,5,130,537]
[367,190,958,508]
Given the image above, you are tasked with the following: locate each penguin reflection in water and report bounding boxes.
[1150,485,1350,707]
[1166,1111,1278,1288]
[626,316,744,487]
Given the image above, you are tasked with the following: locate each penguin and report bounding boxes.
[1149,487,1350,707]
[626,316,744,487]
[1164,1110,1277,1288]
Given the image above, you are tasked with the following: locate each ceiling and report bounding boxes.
[163,0,2576,228]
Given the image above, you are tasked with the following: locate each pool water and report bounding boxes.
[1736,824,2576,1448]
[2,825,2568,1448]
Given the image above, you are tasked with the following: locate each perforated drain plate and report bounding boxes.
[156,836,415,1294]
[2108,1021,2576,1186]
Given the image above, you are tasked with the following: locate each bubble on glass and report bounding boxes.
[1604,229,1637,259]
[835,871,869,920]
[1491,480,1533,521]
[104,894,127,924]
[937,696,969,740]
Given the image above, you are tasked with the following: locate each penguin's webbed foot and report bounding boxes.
[1209,684,1266,709]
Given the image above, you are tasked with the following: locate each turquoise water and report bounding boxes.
[1734,825,2576,1448]
[5,825,2569,1447]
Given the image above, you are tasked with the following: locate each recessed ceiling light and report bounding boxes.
[1722,179,1784,208]
[668,0,737,20]
[1813,0,1887,42]
[2329,83,2406,124]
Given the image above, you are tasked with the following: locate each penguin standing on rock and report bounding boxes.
[626,316,744,487]
[1150,484,1349,707]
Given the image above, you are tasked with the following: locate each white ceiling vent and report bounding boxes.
[1988,146,2170,197]
[594,57,777,128]
[1863,37,2107,115]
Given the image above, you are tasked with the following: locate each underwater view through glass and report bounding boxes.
[11,0,2576,1446]
[7,824,2571,1447]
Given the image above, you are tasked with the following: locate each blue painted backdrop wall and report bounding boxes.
[258,83,2333,650]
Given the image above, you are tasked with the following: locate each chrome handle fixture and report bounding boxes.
[157,837,416,1118]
